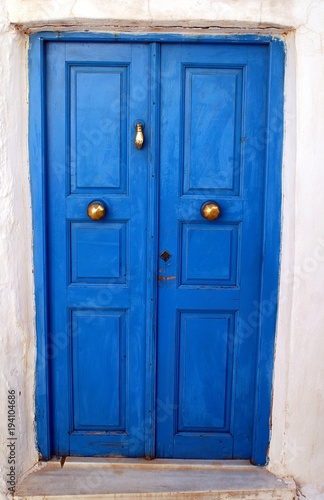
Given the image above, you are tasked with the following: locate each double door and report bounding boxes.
[46,41,269,459]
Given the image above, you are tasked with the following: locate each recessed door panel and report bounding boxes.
[71,223,127,283]
[70,65,128,193]
[180,223,239,285]
[177,313,235,431]
[72,310,126,430]
[182,67,243,195]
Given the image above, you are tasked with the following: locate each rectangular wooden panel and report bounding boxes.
[72,310,126,430]
[70,65,128,193]
[177,312,234,432]
[182,68,243,196]
[181,223,239,286]
[71,222,127,283]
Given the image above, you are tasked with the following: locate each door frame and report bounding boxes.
[29,32,285,465]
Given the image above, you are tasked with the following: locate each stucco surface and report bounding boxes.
[0,2,37,500]
[0,0,324,499]
[3,0,308,28]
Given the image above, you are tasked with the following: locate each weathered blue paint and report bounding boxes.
[144,42,161,459]
[29,33,284,464]
[31,31,281,44]
[46,41,150,457]
[251,40,285,465]
[28,36,51,460]
[156,43,275,459]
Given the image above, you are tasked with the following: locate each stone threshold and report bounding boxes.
[14,457,296,500]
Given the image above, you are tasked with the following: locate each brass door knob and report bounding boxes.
[87,201,106,221]
[201,201,221,220]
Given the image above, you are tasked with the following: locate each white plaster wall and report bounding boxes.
[268,4,324,497]
[0,0,324,498]
[0,2,38,499]
[2,0,308,28]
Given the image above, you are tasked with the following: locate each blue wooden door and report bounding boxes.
[45,40,271,459]
[46,42,150,456]
[156,43,269,458]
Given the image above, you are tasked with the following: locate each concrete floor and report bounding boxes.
[14,458,296,500]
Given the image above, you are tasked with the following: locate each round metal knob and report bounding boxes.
[87,201,106,221]
[201,201,221,220]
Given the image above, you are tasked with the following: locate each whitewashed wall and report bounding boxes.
[0,0,323,498]
[0,2,37,499]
